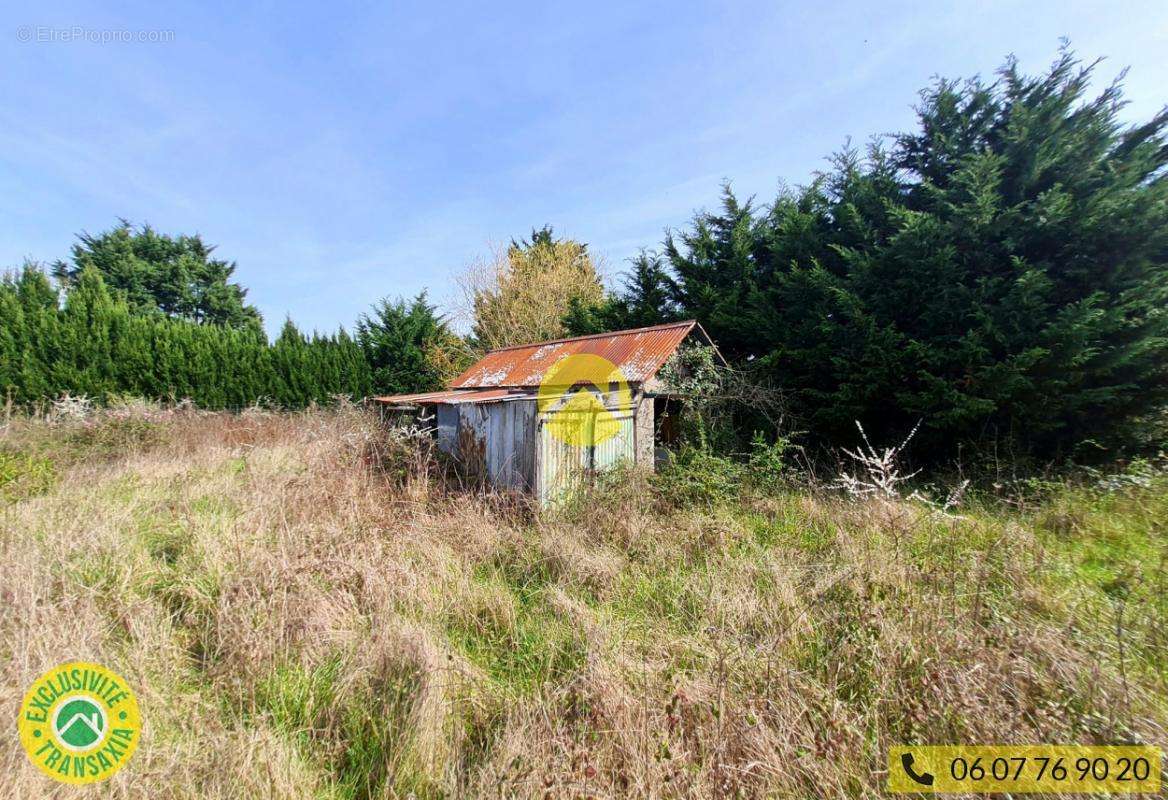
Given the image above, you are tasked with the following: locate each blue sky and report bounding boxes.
[3,1,1166,336]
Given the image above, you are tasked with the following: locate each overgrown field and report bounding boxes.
[1,406,1165,798]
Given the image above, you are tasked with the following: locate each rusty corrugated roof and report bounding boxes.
[372,388,516,406]
[451,320,702,388]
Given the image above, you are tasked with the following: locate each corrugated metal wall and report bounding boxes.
[592,411,635,471]
[536,407,636,504]
[455,399,536,492]
[538,410,592,505]
[486,399,537,491]
[432,391,641,504]
[436,405,459,455]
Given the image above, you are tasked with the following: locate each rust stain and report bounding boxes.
[456,410,487,477]
[451,320,699,389]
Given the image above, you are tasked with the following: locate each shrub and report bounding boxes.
[653,445,745,508]
[64,416,166,460]
[745,431,790,493]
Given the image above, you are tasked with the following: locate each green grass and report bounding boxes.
[0,449,56,504]
[610,565,711,637]
[255,656,422,800]
[1027,479,1168,683]
[445,567,587,694]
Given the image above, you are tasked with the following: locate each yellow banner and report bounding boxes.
[888,745,1161,794]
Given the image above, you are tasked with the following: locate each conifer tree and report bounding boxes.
[576,49,1168,459]
[0,264,376,411]
[564,250,679,335]
[53,221,262,331]
[357,293,455,395]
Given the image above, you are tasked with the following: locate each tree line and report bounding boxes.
[1,220,597,411]
[0,266,371,409]
[569,50,1168,461]
[0,222,471,408]
[3,49,1166,463]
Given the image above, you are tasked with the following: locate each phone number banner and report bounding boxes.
[888,745,1161,794]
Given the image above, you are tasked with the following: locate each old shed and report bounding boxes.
[373,321,719,503]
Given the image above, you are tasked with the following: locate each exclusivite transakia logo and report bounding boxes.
[17,661,141,784]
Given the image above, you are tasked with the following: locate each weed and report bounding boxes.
[745,431,790,494]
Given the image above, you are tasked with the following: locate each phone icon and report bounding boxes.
[901,752,935,786]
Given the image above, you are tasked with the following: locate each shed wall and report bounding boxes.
[436,405,459,455]
[635,395,654,468]
[537,410,592,505]
[425,386,653,502]
[535,397,638,504]
[456,399,536,492]
[592,410,636,471]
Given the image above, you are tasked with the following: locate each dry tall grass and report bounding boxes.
[1,406,1165,798]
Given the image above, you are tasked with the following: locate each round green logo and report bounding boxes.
[54,695,107,749]
[17,661,141,785]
